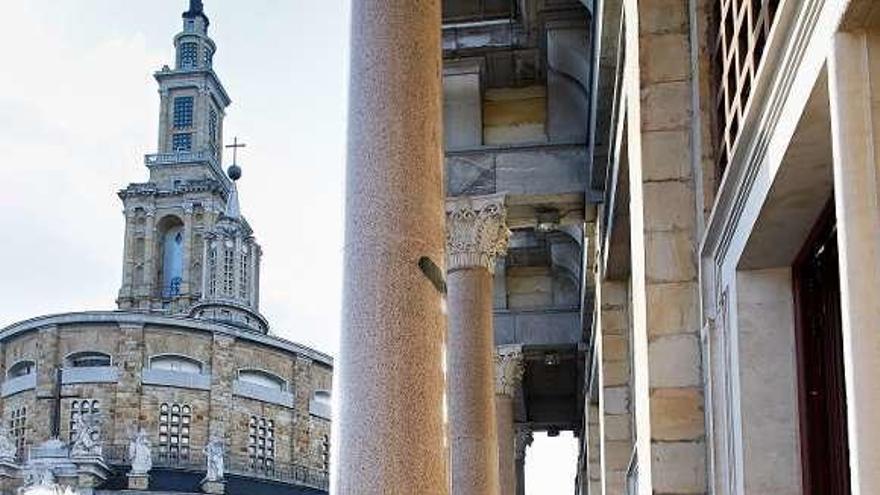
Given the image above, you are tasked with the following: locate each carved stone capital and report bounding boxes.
[495,344,524,397]
[445,193,509,274]
[514,425,533,460]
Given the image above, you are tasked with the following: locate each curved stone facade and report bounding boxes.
[0,311,332,493]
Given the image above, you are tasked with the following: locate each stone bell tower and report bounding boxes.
[115,0,267,333]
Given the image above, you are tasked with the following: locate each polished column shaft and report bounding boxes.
[335,1,447,493]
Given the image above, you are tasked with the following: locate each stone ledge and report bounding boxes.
[1,373,36,397]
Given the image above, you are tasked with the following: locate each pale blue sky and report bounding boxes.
[0,1,576,491]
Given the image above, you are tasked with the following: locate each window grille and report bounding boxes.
[172,133,192,152]
[8,407,26,459]
[239,251,249,300]
[321,434,330,471]
[208,246,217,296]
[713,0,780,178]
[179,42,198,69]
[248,416,275,472]
[223,248,235,296]
[158,403,192,462]
[209,108,218,156]
[69,400,100,443]
[173,97,194,128]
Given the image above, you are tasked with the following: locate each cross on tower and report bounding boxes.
[225,137,246,165]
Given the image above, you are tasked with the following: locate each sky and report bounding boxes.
[0,1,577,492]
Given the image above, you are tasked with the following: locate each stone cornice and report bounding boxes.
[494,344,524,397]
[0,311,332,366]
[446,193,509,274]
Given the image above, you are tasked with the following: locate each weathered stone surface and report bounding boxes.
[646,282,699,336]
[651,441,706,494]
[648,335,701,388]
[650,388,704,441]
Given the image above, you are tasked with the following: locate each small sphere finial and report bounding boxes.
[227,164,242,182]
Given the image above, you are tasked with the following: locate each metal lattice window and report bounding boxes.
[209,108,218,154]
[69,400,100,443]
[713,0,780,177]
[208,246,217,296]
[172,133,192,152]
[223,248,235,296]
[248,416,275,472]
[173,97,194,128]
[239,251,249,299]
[179,42,198,69]
[321,434,330,472]
[158,403,192,462]
[8,407,26,459]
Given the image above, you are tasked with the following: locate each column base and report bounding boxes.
[127,473,149,490]
[201,479,226,494]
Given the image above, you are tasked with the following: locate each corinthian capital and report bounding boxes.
[495,344,524,397]
[446,193,509,274]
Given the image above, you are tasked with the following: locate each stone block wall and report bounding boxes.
[0,315,333,479]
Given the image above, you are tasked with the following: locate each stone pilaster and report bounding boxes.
[207,334,234,441]
[335,1,447,493]
[118,207,136,309]
[34,325,60,442]
[142,208,157,308]
[446,194,509,495]
[495,345,524,495]
[292,356,313,469]
[828,28,880,492]
[181,202,195,299]
[113,323,145,449]
[598,280,632,495]
[622,0,707,491]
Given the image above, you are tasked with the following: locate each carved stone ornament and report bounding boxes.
[204,436,225,481]
[0,430,16,462]
[129,428,152,475]
[446,193,509,274]
[495,344,524,397]
[70,413,103,458]
[515,426,534,460]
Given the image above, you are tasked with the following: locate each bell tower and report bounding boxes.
[116,1,266,333]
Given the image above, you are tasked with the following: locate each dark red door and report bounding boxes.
[793,203,851,495]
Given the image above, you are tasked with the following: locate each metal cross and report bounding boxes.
[36,368,80,439]
[225,137,246,165]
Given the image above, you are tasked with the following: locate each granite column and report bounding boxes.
[514,427,533,495]
[446,194,509,495]
[335,1,447,494]
[495,345,524,495]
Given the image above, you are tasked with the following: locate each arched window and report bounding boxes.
[310,390,332,420]
[7,361,35,378]
[65,352,111,368]
[238,369,286,392]
[313,390,331,407]
[162,224,184,298]
[150,355,202,374]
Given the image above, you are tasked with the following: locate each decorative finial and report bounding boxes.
[183,0,209,26]
[189,0,204,14]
